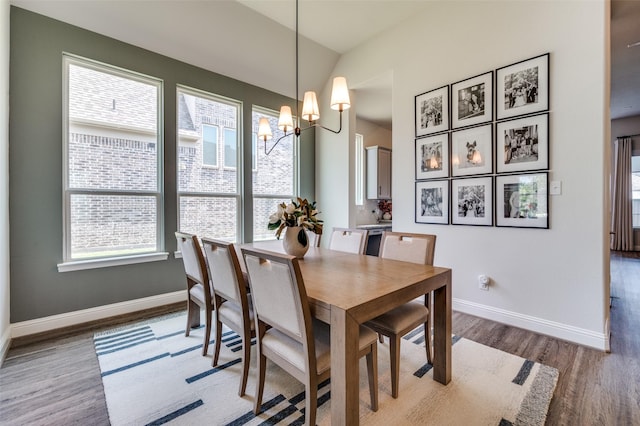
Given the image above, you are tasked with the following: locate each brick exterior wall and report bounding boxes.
[67,82,295,257]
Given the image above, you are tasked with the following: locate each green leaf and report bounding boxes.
[267,220,281,230]
[297,228,308,247]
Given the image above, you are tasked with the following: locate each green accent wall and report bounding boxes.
[9,7,314,322]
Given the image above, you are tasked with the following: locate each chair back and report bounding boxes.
[329,228,368,254]
[175,232,209,287]
[242,248,311,343]
[379,232,436,265]
[306,229,322,247]
[201,238,245,304]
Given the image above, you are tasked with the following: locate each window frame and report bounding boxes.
[355,133,364,206]
[202,124,219,168]
[251,106,299,241]
[223,127,238,170]
[632,155,640,228]
[59,54,166,272]
[176,85,243,243]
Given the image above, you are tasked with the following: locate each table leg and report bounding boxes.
[432,270,452,384]
[330,307,360,425]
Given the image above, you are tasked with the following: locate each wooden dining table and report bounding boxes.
[240,241,452,426]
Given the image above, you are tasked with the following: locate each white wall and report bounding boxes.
[322,0,610,349]
[1,0,11,363]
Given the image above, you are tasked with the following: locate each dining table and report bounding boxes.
[239,240,452,426]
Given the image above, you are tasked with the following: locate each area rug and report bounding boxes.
[94,312,558,426]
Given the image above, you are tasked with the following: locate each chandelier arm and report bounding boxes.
[299,110,345,135]
[264,130,295,156]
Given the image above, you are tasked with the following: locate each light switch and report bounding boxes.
[550,180,562,195]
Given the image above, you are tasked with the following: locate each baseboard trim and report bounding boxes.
[453,298,608,351]
[10,291,184,339]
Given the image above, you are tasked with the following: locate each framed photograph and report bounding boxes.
[451,177,493,226]
[496,173,548,229]
[496,113,548,173]
[415,180,449,225]
[451,71,493,129]
[415,86,449,137]
[451,124,493,176]
[415,134,449,179]
[496,53,549,120]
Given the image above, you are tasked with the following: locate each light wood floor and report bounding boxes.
[1,252,639,425]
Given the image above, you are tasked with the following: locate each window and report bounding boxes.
[632,156,640,227]
[202,125,218,167]
[224,128,237,168]
[177,86,241,242]
[61,55,163,266]
[355,133,364,206]
[252,107,297,241]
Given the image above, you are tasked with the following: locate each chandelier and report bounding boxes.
[257,0,351,155]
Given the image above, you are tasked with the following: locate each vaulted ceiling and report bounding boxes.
[10,0,640,129]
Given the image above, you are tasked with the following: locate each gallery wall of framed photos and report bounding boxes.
[414,53,550,229]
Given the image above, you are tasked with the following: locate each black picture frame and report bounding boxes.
[415,86,449,137]
[415,134,450,180]
[451,176,493,226]
[451,124,493,177]
[496,53,549,120]
[415,180,449,224]
[451,71,493,129]
[496,113,549,173]
[495,172,549,229]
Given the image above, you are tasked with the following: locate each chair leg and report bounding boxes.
[202,307,212,356]
[424,318,433,365]
[238,331,251,397]
[366,343,379,412]
[212,317,222,367]
[186,298,200,336]
[390,335,401,398]
[253,352,266,415]
[305,381,318,426]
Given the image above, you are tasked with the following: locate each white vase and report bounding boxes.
[282,226,310,259]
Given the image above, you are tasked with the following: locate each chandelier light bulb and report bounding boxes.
[301,91,320,122]
[258,117,273,141]
[330,76,351,111]
[278,106,294,132]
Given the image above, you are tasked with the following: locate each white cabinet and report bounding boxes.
[366,146,391,200]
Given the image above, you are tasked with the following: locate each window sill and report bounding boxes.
[57,252,169,272]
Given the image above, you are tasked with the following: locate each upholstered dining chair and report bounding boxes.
[175,232,214,356]
[364,231,436,398]
[328,227,369,254]
[200,237,255,397]
[241,247,379,426]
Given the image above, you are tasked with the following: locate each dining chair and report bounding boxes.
[364,231,436,398]
[306,229,322,247]
[201,237,255,397]
[328,227,369,254]
[241,247,378,426]
[175,232,214,356]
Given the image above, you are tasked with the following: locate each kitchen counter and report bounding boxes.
[356,222,392,230]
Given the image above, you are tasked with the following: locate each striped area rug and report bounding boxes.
[94,312,558,425]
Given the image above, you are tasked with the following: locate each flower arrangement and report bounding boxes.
[378,200,392,215]
[268,198,323,240]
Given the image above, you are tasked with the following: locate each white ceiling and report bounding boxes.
[611,0,640,120]
[9,0,640,129]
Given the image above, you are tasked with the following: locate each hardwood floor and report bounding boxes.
[1,253,639,425]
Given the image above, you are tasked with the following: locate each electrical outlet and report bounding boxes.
[478,274,489,291]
